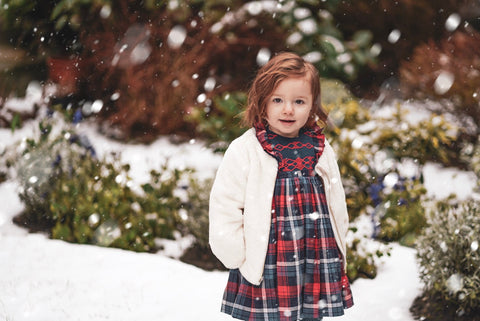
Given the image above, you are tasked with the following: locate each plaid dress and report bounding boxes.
[221,125,353,321]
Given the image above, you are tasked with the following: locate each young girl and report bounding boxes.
[209,52,353,321]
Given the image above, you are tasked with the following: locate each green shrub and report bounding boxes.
[15,120,85,227]
[0,0,80,56]
[346,234,390,282]
[461,137,480,194]
[12,117,187,252]
[360,103,459,166]
[180,177,213,249]
[329,100,456,208]
[373,175,427,246]
[275,1,378,82]
[415,201,480,317]
[186,92,247,152]
[48,155,185,252]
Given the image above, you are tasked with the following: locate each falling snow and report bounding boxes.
[1,106,475,320]
[471,241,479,252]
[387,29,401,44]
[445,13,461,32]
[167,25,187,49]
[256,47,271,66]
[0,17,479,314]
[433,71,455,95]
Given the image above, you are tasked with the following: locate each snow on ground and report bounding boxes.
[0,180,229,321]
[0,92,478,320]
[0,178,420,321]
[423,162,478,201]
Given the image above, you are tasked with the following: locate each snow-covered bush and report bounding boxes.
[177,176,226,271]
[415,200,480,317]
[14,119,95,227]
[329,98,457,233]
[9,117,189,252]
[346,236,387,281]
[371,175,426,246]
[180,177,213,250]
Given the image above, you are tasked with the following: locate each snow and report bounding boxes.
[0,177,420,321]
[422,162,477,200]
[0,93,477,321]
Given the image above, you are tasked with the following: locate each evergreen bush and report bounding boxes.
[372,174,427,246]
[326,100,460,246]
[12,117,188,252]
[186,91,247,152]
[346,234,390,282]
[273,1,378,82]
[180,177,213,249]
[415,200,480,318]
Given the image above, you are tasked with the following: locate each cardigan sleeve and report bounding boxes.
[209,137,249,269]
[319,139,350,268]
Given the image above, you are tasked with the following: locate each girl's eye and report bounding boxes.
[272,98,282,103]
[295,99,305,105]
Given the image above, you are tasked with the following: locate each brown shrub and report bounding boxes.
[332,0,464,97]
[399,27,480,137]
[74,2,286,142]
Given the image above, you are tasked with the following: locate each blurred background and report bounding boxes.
[1,0,479,142]
[1,1,480,320]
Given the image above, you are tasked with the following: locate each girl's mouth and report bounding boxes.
[280,119,295,124]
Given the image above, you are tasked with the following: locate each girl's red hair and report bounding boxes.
[243,52,328,128]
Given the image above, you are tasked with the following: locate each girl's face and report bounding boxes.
[265,76,313,138]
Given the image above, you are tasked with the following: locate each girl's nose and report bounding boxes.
[282,102,294,114]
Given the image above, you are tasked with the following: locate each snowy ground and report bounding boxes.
[0,177,420,321]
[0,90,477,320]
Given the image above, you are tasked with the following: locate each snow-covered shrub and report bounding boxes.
[328,100,458,245]
[47,155,187,252]
[415,200,480,317]
[14,119,95,228]
[346,236,384,281]
[345,214,392,282]
[10,117,188,252]
[371,175,427,246]
[180,177,213,250]
[177,176,226,271]
[369,103,459,166]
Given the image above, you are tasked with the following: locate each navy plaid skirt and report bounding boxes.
[221,170,354,321]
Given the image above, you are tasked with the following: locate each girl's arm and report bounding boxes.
[209,139,248,269]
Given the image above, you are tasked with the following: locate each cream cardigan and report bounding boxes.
[209,128,350,285]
